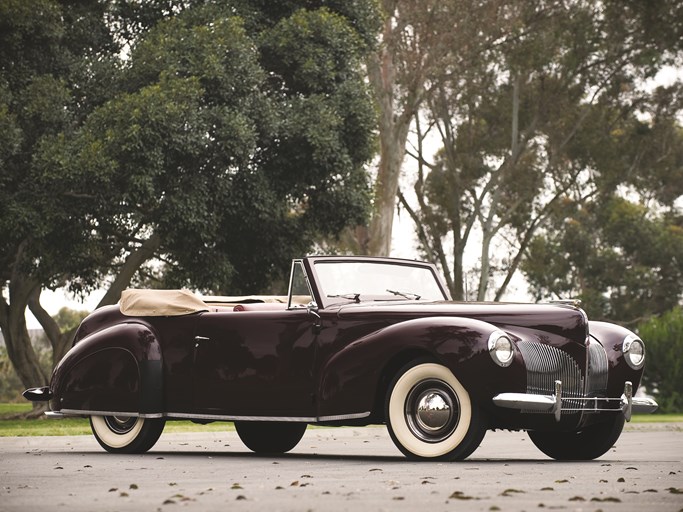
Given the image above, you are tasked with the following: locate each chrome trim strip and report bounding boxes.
[57,409,164,419]
[48,409,371,423]
[317,412,371,422]
[167,412,316,423]
[44,411,66,419]
[168,411,371,423]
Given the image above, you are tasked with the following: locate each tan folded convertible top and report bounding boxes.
[119,290,308,316]
[120,289,209,316]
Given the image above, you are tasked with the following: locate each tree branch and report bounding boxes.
[97,233,162,308]
[27,288,61,349]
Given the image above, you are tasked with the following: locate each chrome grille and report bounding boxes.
[518,340,584,414]
[586,340,608,396]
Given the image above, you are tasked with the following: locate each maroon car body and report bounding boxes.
[24,256,657,460]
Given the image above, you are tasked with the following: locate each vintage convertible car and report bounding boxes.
[24,256,657,460]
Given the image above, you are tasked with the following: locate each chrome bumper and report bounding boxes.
[492,380,659,422]
[22,386,52,402]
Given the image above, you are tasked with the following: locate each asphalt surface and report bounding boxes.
[1,423,682,512]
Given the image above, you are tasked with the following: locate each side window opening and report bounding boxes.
[288,260,314,308]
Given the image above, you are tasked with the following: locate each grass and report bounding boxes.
[0,403,235,437]
[1,402,681,437]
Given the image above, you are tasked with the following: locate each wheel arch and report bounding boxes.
[50,321,164,415]
[371,349,435,422]
[317,316,501,421]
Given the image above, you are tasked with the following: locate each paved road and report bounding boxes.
[1,423,682,512]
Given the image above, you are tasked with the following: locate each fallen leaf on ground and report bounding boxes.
[501,489,525,496]
[449,491,477,500]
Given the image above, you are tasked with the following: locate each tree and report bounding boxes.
[399,0,683,301]
[522,82,683,323]
[523,198,683,324]
[638,307,683,413]
[361,0,470,256]
[0,1,379,397]
[0,0,120,393]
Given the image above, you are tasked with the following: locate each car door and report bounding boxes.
[191,308,318,419]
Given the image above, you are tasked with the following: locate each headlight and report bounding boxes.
[623,334,645,369]
[488,331,514,367]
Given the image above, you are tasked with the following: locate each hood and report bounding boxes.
[334,300,589,345]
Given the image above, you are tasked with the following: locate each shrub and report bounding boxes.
[638,307,683,413]
[0,347,52,403]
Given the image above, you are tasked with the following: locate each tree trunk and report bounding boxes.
[97,233,161,307]
[367,124,411,256]
[364,3,422,256]
[27,289,75,366]
[0,275,48,392]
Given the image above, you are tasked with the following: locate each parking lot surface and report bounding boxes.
[1,423,682,511]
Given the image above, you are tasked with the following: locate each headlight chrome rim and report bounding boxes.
[623,334,645,370]
[488,331,514,367]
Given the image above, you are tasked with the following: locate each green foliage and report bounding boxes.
[0,1,379,390]
[1,0,378,297]
[52,307,89,333]
[523,197,683,324]
[404,1,683,303]
[638,308,683,413]
[0,346,51,402]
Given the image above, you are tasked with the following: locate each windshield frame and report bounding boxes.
[300,256,451,309]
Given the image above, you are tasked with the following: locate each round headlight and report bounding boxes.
[623,334,645,369]
[488,331,514,367]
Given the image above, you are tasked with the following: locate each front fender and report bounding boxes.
[50,322,163,415]
[318,316,520,419]
[589,321,645,396]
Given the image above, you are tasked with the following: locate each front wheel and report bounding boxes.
[235,421,307,454]
[385,361,487,461]
[90,415,165,454]
[528,414,625,460]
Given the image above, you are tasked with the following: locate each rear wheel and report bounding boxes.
[235,421,307,454]
[385,360,487,461]
[90,415,165,454]
[528,414,625,460]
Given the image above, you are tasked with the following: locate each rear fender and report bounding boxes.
[50,322,163,415]
[318,316,516,419]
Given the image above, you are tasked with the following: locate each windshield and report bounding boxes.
[314,261,447,303]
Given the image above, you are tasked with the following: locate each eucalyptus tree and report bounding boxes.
[521,85,683,324]
[400,0,683,301]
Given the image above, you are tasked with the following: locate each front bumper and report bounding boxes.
[493,380,658,422]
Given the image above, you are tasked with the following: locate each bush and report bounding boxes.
[0,347,52,403]
[638,307,683,413]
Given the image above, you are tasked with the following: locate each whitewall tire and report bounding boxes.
[90,415,165,454]
[386,361,486,460]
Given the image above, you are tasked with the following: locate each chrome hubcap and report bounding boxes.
[416,392,451,431]
[405,379,459,443]
[104,416,137,435]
